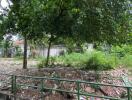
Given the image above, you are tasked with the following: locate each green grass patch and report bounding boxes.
[36,48,132,70]
[120,54,132,68]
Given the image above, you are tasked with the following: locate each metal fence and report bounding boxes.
[0,74,132,100]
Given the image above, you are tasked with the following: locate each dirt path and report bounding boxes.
[0,58,38,74]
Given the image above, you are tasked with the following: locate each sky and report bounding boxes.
[0,0,18,41]
[0,0,12,13]
[1,0,9,8]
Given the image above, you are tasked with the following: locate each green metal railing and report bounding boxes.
[0,74,132,100]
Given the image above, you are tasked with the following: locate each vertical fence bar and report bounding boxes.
[11,75,17,100]
[115,52,116,65]
[77,80,80,100]
[14,75,16,94]
[40,79,44,99]
[14,75,17,100]
[11,75,14,93]
[127,87,131,100]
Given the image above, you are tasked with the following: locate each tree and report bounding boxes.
[3,34,13,57]
[73,0,130,44]
[3,0,131,68]
[0,1,11,57]
[0,13,7,42]
[5,0,38,69]
[28,0,80,66]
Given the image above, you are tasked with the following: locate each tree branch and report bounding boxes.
[6,0,11,8]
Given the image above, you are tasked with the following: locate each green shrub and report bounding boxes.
[55,52,93,67]
[37,57,46,68]
[111,45,132,56]
[120,54,132,67]
[49,57,56,65]
[36,48,132,70]
[83,51,114,70]
[111,45,132,68]
[121,45,132,54]
[37,56,57,68]
[54,51,116,70]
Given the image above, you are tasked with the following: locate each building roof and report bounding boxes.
[13,40,24,46]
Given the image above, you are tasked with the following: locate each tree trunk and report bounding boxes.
[4,41,8,57]
[23,34,27,69]
[4,47,8,57]
[45,38,52,67]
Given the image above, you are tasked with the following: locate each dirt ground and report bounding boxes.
[0,58,38,74]
[0,58,131,100]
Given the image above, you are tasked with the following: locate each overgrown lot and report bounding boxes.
[37,45,132,70]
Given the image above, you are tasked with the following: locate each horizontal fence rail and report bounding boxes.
[0,73,131,100]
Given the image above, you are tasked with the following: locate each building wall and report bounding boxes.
[0,48,3,57]
[36,45,66,57]
[0,44,94,58]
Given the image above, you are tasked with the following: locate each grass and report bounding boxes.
[23,44,132,70]
[37,50,132,70]
[120,54,132,68]
[54,52,93,67]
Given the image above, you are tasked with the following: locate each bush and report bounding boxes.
[83,51,114,70]
[111,45,132,68]
[55,52,93,67]
[37,56,57,68]
[51,51,115,70]
[36,48,132,70]
[37,57,46,68]
[120,54,132,67]
[37,60,45,68]
[111,45,132,56]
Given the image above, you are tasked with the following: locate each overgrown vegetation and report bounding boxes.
[83,51,115,70]
[37,45,132,70]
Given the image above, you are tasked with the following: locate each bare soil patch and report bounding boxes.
[0,58,131,100]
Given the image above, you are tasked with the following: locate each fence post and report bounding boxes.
[11,75,14,93]
[77,80,80,100]
[14,75,17,100]
[11,75,17,100]
[127,87,131,100]
[14,75,16,94]
[40,79,44,99]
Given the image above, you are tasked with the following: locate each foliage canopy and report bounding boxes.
[4,0,131,44]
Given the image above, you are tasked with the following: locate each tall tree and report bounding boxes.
[2,0,131,67]
[6,0,36,69]
[73,0,130,44]
[29,0,80,66]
